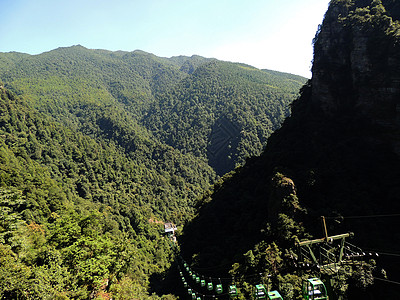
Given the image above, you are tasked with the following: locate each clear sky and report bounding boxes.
[0,0,331,78]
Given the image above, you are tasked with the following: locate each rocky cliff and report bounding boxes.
[312,0,400,151]
[263,0,400,237]
[181,3,400,295]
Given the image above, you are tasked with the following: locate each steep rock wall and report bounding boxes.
[181,1,400,282]
[312,1,400,147]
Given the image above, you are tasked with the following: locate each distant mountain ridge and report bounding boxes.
[0,46,306,174]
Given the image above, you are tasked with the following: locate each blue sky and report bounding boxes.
[1,0,330,77]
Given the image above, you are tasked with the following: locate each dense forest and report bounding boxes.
[143,62,304,174]
[0,47,305,175]
[0,45,305,298]
[0,83,210,299]
[2,0,400,299]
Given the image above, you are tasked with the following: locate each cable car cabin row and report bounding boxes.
[255,279,327,300]
[181,275,326,300]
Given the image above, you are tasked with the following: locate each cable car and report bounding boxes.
[191,293,197,300]
[302,278,328,300]
[255,284,267,299]
[196,276,200,284]
[201,279,206,287]
[267,290,283,300]
[184,282,188,288]
[207,282,213,291]
[192,274,196,280]
[215,284,223,294]
[188,288,192,295]
[229,285,238,297]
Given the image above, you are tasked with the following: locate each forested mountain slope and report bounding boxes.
[0,82,216,298]
[0,44,306,298]
[0,47,305,174]
[144,61,305,174]
[180,0,400,299]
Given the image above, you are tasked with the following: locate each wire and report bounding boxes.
[190,261,235,273]
[326,213,400,220]
[360,248,400,257]
[177,254,233,272]
[376,252,400,257]
[374,277,400,286]
[372,251,400,257]
[181,278,232,299]
[177,254,270,281]
[345,213,400,219]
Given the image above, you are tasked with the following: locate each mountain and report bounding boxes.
[0,46,306,175]
[0,47,305,298]
[180,0,400,299]
[143,61,305,174]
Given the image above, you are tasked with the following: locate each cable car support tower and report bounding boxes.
[296,216,378,299]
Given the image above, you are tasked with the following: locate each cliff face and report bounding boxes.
[262,0,400,225]
[181,0,400,279]
[311,0,400,151]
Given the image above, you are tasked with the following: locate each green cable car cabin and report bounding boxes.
[215,283,223,294]
[255,284,267,299]
[267,290,283,300]
[207,282,213,291]
[229,285,238,298]
[201,279,206,287]
[302,278,328,300]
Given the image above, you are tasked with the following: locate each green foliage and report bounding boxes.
[229,241,304,299]
[0,46,304,298]
[347,0,400,36]
[0,86,184,298]
[0,47,305,175]
[277,274,302,300]
[0,85,215,224]
[351,260,376,290]
[144,61,305,174]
